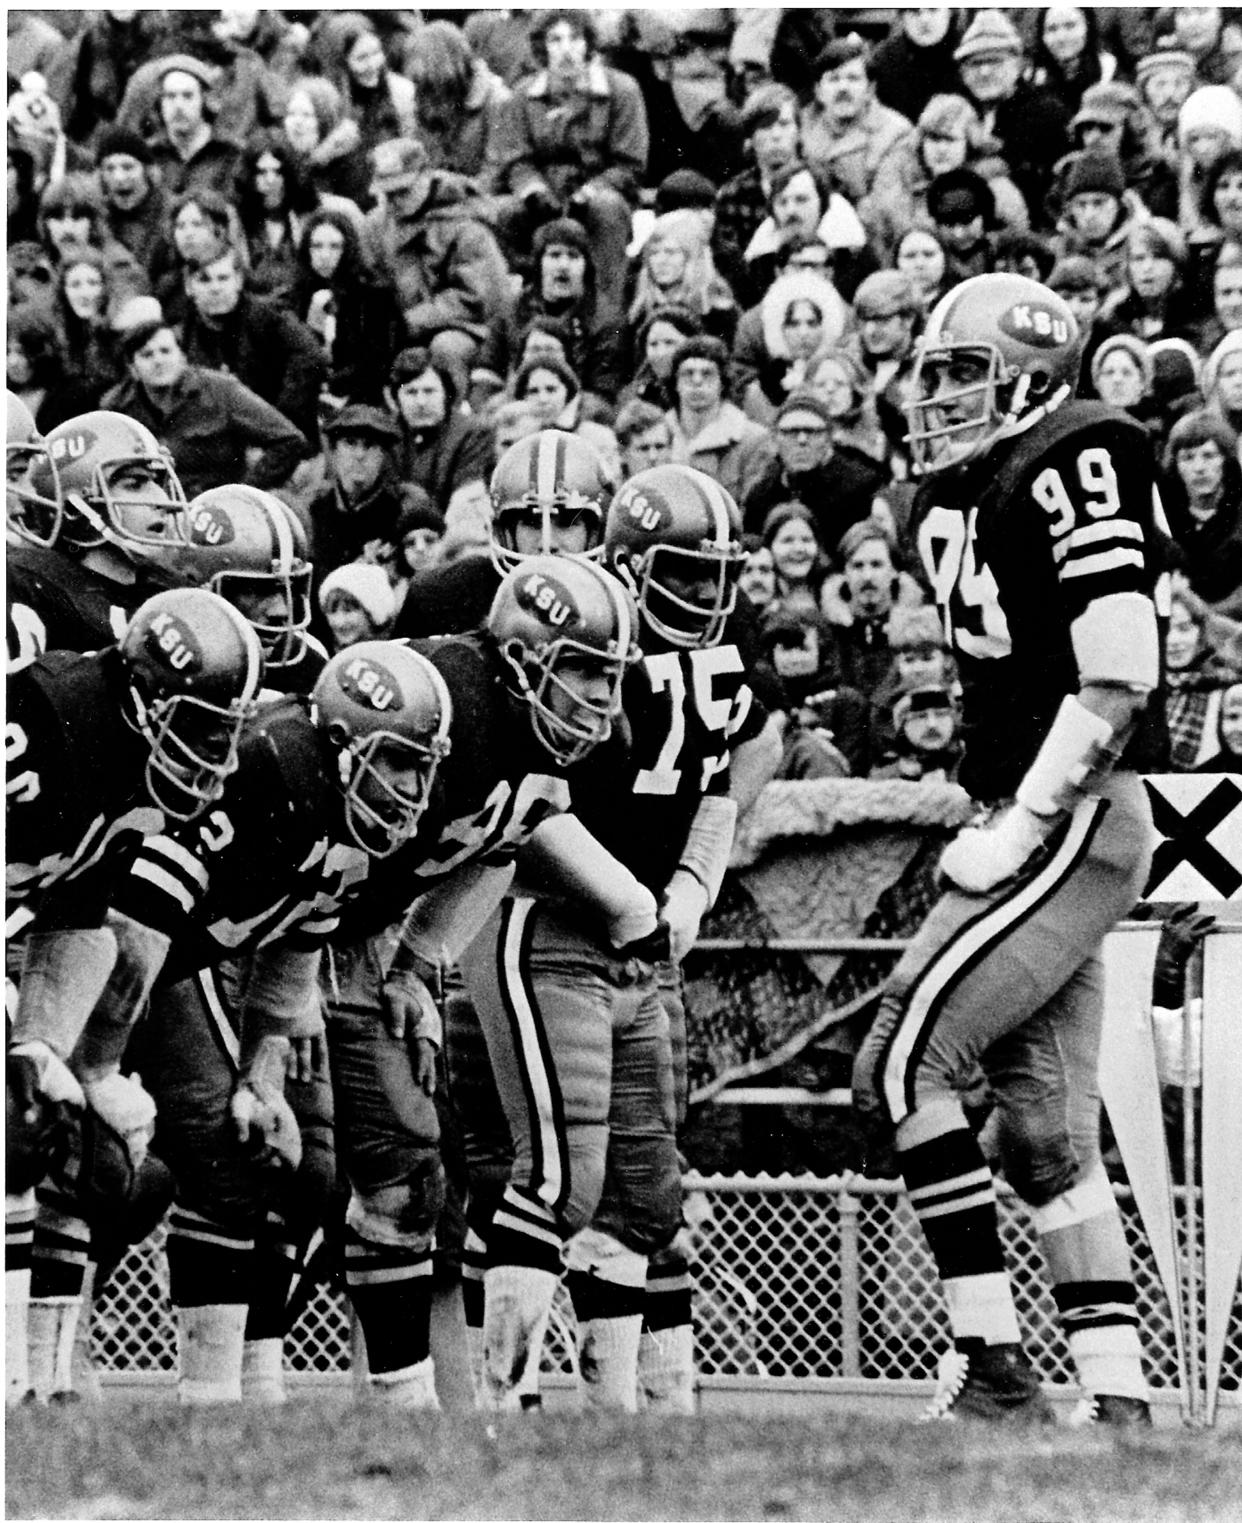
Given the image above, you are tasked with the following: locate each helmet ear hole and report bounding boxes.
[326,718,351,749]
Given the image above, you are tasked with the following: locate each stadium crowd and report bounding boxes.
[5,5,1238,1426]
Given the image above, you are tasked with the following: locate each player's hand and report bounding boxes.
[287,1034,326,1086]
[381,972,442,1047]
[230,1081,302,1172]
[662,870,709,963]
[939,804,1051,895]
[614,922,672,967]
[8,1041,85,1118]
[412,1037,437,1096]
[81,1072,156,1171]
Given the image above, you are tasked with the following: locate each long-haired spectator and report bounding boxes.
[1102,219,1197,342]
[761,501,830,617]
[628,211,738,362]
[860,94,1028,262]
[311,11,416,160]
[237,130,326,304]
[6,305,65,432]
[1202,329,1242,432]
[1164,586,1242,768]
[293,208,403,407]
[511,355,620,476]
[1161,410,1242,618]
[36,172,146,304]
[404,19,510,187]
[49,246,125,420]
[664,334,770,503]
[282,76,373,208]
[618,305,702,410]
[1027,8,1117,116]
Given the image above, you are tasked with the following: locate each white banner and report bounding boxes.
[1142,776,1242,903]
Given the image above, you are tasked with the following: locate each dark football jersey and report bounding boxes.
[6,546,150,670]
[5,649,162,933]
[913,401,1167,803]
[567,641,768,893]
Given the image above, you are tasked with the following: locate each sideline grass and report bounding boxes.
[8,1400,1241,1522]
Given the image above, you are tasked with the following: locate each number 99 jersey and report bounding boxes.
[915,399,1168,803]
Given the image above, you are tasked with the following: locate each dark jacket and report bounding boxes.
[871,21,966,125]
[105,183,168,274]
[101,365,308,499]
[1160,455,1242,614]
[497,59,649,204]
[362,173,514,346]
[742,448,888,545]
[397,413,492,513]
[146,130,245,203]
[975,78,1072,231]
[179,293,327,440]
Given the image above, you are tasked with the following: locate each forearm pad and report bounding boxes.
[677,796,739,907]
[523,814,659,945]
[73,913,172,1083]
[1015,695,1117,819]
[12,928,117,1058]
[239,944,324,1059]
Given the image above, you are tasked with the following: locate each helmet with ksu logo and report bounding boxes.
[311,641,452,857]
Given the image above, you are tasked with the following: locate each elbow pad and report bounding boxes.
[678,796,738,907]
[1070,594,1159,691]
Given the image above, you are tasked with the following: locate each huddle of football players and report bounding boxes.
[5,270,1163,1428]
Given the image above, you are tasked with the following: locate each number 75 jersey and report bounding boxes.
[915,400,1168,803]
[569,641,768,892]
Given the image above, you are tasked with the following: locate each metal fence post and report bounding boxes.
[838,1183,861,1378]
[1182,942,1203,1426]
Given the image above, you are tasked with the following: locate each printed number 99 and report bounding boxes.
[1032,447,1120,534]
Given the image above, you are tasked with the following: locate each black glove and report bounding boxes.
[1153,904,1216,1005]
[614,922,672,966]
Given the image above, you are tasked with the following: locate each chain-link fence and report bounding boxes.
[93,1175,1240,1398]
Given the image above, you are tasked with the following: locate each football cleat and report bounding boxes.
[922,1342,1055,1424]
[1070,1393,1153,1428]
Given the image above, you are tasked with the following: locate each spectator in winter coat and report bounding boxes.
[97,125,168,273]
[1134,48,1197,153]
[870,9,965,127]
[1025,6,1118,118]
[101,318,308,497]
[1202,328,1242,433]
[144,56,244,202]
[362,137,515,403]
[306,403,407,595]
[1052,151,1150,292]
[311,11,417,161]
[405,20,511,190]
[741,270,851,419]
[712,83,802,302]
[619,305,703,413]
[35,173,148,310]
[742,162,872,309]
[47,10,168,149]
[665,334,771,504]
[799,35,913,207]
[1164,586,1242,769]
[1103,219,1199,345]
[626,211,738,365]
[179,244,327,441]
[953,9,1071,231]
[282,76,374,210]
[1161,410,1242,619]
[1066,81,1178,221]
[927,168,999,286]
[1176,84,1242,239]
[386,347,492,516]
[495,8,649,324]
[820,518,926,701]
[860,92,1028,262]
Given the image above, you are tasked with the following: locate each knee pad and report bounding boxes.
[993,1107,1080,1208]
[346,1155,445,1250]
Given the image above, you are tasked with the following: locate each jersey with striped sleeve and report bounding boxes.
[914,401,1168,804]
[564,641,768,895]
[5,648,165,935]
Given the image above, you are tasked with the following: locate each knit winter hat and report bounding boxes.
[1204,328,1242,399]
[1091,333,1153,392]
[318,563,397,627]
[1063,151,1126,202]
[95,125,153,165]
[775,391,835,430]
[1134,50,1196,90]
[927,168,995,226]
[1178,86,1242,151]
[395,484,445,537]
[533,217,591,258]
[954,9,1022,62]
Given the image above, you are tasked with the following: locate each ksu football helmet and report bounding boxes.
[489,554,635,765]
[6,389,61,548]
[120,587,265,821]
[37,411,189,558]
[489,428,615,574]
[605,464,744,649]
[906,273,1083,476]
[311,642,452,857]
[178,485,313,668]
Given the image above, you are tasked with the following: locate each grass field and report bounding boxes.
[7,1400,1242,1523]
